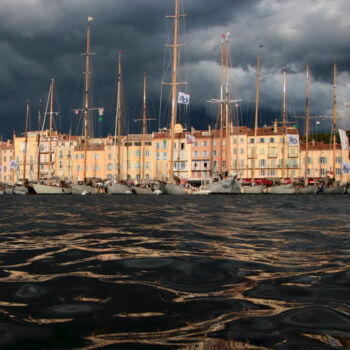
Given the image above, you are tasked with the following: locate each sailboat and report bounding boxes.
[267,67,295,194]
[295,63,317,195]
[204,33,242,194]
[70,17,102,195]
[158,0,187,195]
[33,79,71,194]
[320,63,346,194]
[244,46,264,194]
[132,72,154,195]
[107,51,132,195]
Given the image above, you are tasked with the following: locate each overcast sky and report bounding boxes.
[1,0,350,140]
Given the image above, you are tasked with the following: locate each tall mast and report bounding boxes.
[252,47,261,182]
[332,62,337,180]
[23,100,30,182]
[142,72,147,180]
[219,35,224,176]
[48,78,54,177]
[83,20,91,184]
[281,67,286,183]
[37,101,42,181]
[168,0,179,182]
[224,33,230,175]
[305,63,310,186]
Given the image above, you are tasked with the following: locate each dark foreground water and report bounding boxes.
[0,195,350,349]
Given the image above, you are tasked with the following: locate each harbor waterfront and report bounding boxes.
[0,194,349,349]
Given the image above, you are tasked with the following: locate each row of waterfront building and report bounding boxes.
[0,120,349,185]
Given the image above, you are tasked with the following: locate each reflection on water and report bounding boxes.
[0,195,349,349]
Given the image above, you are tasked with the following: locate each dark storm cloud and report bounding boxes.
[0,0,350,140]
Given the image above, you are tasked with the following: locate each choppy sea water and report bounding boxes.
[0,195,350,349]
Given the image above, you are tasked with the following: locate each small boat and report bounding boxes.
[13,185,28,195]
[132,186,153,195]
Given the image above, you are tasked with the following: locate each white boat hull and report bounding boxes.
[34,184,71,194]
[162,183,186,195]
[267,184,295,194]
[207,178,241,194]
[107,183,132,194]
[71,184,97,195]
[243,185,264,194]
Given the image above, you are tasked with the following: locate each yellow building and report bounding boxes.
[0,140,15,184]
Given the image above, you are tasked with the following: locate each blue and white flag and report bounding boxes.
[342,162,350,174]
[10,160,18,170]
[338,129,349,150]
[178,92,190,105]
[287,134,299,146]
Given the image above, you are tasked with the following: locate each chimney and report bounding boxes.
[208,125,211,134]
[312,139,315,147]
[191,126,195,135]
[273,119,278,134]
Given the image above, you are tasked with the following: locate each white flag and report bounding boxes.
[178,92,190,105]
[287,134,299,146]
[186,133,195,144]
[10,160,18,170]
[88,16,94,22]
[338,129,349,150]
[342,162,350,174]
[98,108,104,116]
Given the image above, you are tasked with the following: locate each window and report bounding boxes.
[193,151,199,157]
[223,140,226,146]
[240,138,244,143]
[163,152,167,160]
[156,142,160,150]
[146,162,150,169]
[135,150,141,157]
[145,142,152,146]
[269,138,275,143]
[269,148,276,157]
[107,164,112,170]
[233,148,237,155]
[3,156,6,162]
[259,138,265,143]
[270,159,276,168]
[319,157,327,164]
[194,141,199,147]
[95,165,100,171]
[75,154,78,159]
[259,159,266,167]
[59,151,63,159]
[181,143,185,150]
[145,150,150,157]
[108,153,112,160]
[212,150,217,157]
[203,151,208,157]
[250,138,255,144]
[156,152,160,160]
[135,142,142,146]
[240,159,244,168]
[260,148,265,155]
[320,169,326,175]
[135,162,140,169]
[308,169,312,176]
[95,154,100,160]
[240,148,244,155]
[203,141,208,147]
[193,161,199,169]
[336,156,342,163]
[59,161,63,169]
[233,138,237,144]
[269,170,276,176]
[213,141,217,146]
[259,170,265,176]
[80,154,84,159]
[77,165,81,171]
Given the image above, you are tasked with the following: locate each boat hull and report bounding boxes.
[207,178,241,194]
[34,184,71,194]
[70,184,97,195]
[162,183,186,195]
[132,187,153,195]
[320,186,346,194]
[243,185,264,194]
[294,186,317,195]
[267,184,295,194]
[107,183,132,195]
[13,186,28,195]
